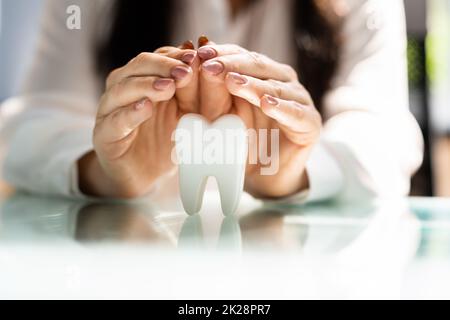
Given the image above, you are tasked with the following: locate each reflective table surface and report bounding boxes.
[1,191,450,299]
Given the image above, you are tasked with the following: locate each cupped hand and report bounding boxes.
[79,46,201,198]
[198,44,322,198]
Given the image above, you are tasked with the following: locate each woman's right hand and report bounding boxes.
[78,46,200,198]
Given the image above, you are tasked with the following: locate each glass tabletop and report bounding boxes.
[0,191,449,299]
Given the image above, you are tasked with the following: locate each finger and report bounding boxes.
[198,39,236,120]
[106,52,194,90]
[155,46,181,55]
[176,55,200,113]
[99,76,176,118]
[156,46,197,66]
[225,72,305,133]
[95,99,153,144]
[173,48,200,113]
[178,40,195,50]
[198,44,247,61]
[260,95,322,144]
[202,52,296,83]
[198,35,213,47]
[225,72,311,107]
[199,61,233,121]
[155,46,199,113]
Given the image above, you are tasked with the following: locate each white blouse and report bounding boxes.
[0,0,424,203]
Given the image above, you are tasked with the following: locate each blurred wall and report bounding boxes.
[0,0,44,101]
[428,0,450,134]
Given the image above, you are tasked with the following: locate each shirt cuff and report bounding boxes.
[69,147,94,198]
[51,125,94,198]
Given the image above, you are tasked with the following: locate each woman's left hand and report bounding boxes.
[198,44,322,199]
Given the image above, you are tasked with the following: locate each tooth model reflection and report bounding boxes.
[174,114,248,216]
[178,214,242,251]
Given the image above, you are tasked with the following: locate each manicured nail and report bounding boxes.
[198,47,217,60]
[228,72,248,85]
[171,66,190,80]
[153,78,174,90]
[202,61,224,75]
[180,40,195,50]
[198,35,209,47]
[264,95,279,106]
[135,98,149,110]
[181,52,196,65]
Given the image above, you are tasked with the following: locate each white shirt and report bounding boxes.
[0,0,423,203]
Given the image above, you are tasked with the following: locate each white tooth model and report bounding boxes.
[174,114,248,216]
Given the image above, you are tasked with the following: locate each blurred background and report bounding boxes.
[0,0,449,197]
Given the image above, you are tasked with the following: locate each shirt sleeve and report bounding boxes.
[277,0,424,205]
[0,0,107,197]
[319,0,424,200]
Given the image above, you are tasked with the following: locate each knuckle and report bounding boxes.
[293,101,304,113]
[229,44,246,53]
[162,58,178,70]
[154,46,173,55]
[274,86,283,98]
[287,103,305,121]
[292,81,304,90]
[106,68,120,88]
[284,65,298,80]
[287,81,303,94]
[299,84,314,104]
[227,58,239,72]
[269,80,284,98]
[247,51,267,70]
[133,52,153,66]
[288,81,313,104]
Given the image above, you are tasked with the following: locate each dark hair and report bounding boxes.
[96,0,341,110]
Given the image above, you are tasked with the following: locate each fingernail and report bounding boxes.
[264,95,279,106]
[198,35,209,47]
[202,61,224,75]
[198,47,217,60]
[228,73,248,85]
[171,66,190,80]
[135,98,149,110]
[181,52,196,65]
[153,78,174,90]
[180,40,195,50]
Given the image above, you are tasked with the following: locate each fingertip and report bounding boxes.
[170,65,195,89]
[198,46,218,60]
[198,35,210,47]
[179,40,195,50]
[170,65,193,81]
[202,60,225,76]
[181,50,197,65]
